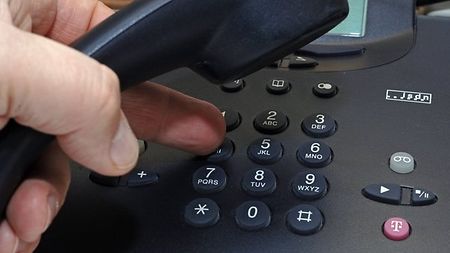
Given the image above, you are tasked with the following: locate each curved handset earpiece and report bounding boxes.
[0,0,348,217]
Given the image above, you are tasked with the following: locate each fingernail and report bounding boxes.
[44,195,59,232]
[110,115,139,171]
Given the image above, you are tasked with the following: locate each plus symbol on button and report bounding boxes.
[137,171,147,178]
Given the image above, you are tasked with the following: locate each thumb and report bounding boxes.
[0,23,138,175]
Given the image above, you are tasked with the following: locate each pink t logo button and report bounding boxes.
[383,217,411,241]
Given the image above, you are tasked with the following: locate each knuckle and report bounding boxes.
[89,64,121,119]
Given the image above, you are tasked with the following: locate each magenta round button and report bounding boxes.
[383,217,410,241]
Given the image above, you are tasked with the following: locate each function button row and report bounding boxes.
[362,183,437,206]
[220,77,339,99]
[292,172,328,200]
[301,113,337,138]
[254,110,289,134]
[184,198,324,235]
[242,168,277,196]
[297,141,333,168]
[90,169,159,187]
[248,137,283,165]
[192,165,227,194]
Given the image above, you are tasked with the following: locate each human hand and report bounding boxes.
[0,0,225,252]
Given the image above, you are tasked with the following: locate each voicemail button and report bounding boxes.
[390,152,415,174]
[362,184,402,205]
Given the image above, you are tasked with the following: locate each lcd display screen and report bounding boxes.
[328,0,368,37]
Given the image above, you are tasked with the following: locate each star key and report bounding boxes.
[184,198,220,228]
[194,204,210,215]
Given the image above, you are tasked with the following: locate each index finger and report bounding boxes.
[31,0,115,44]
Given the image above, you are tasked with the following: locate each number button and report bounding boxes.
[248,138,283,164]
[205,138,235,162]
[184,198,220,228]
[286,204,324,235]
[242,168,277,196]
[254,110,289,134]
[297,141,333,168]
[301,113,337,138]
[221,108,241,132]
[192,165,227,193]
[235,201,271,231]
[292,172,328,200]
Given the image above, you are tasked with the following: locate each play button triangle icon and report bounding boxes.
[380,186,390,194]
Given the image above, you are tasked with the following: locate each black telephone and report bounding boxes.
[0,0,347,218]
[34,0,450,252]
